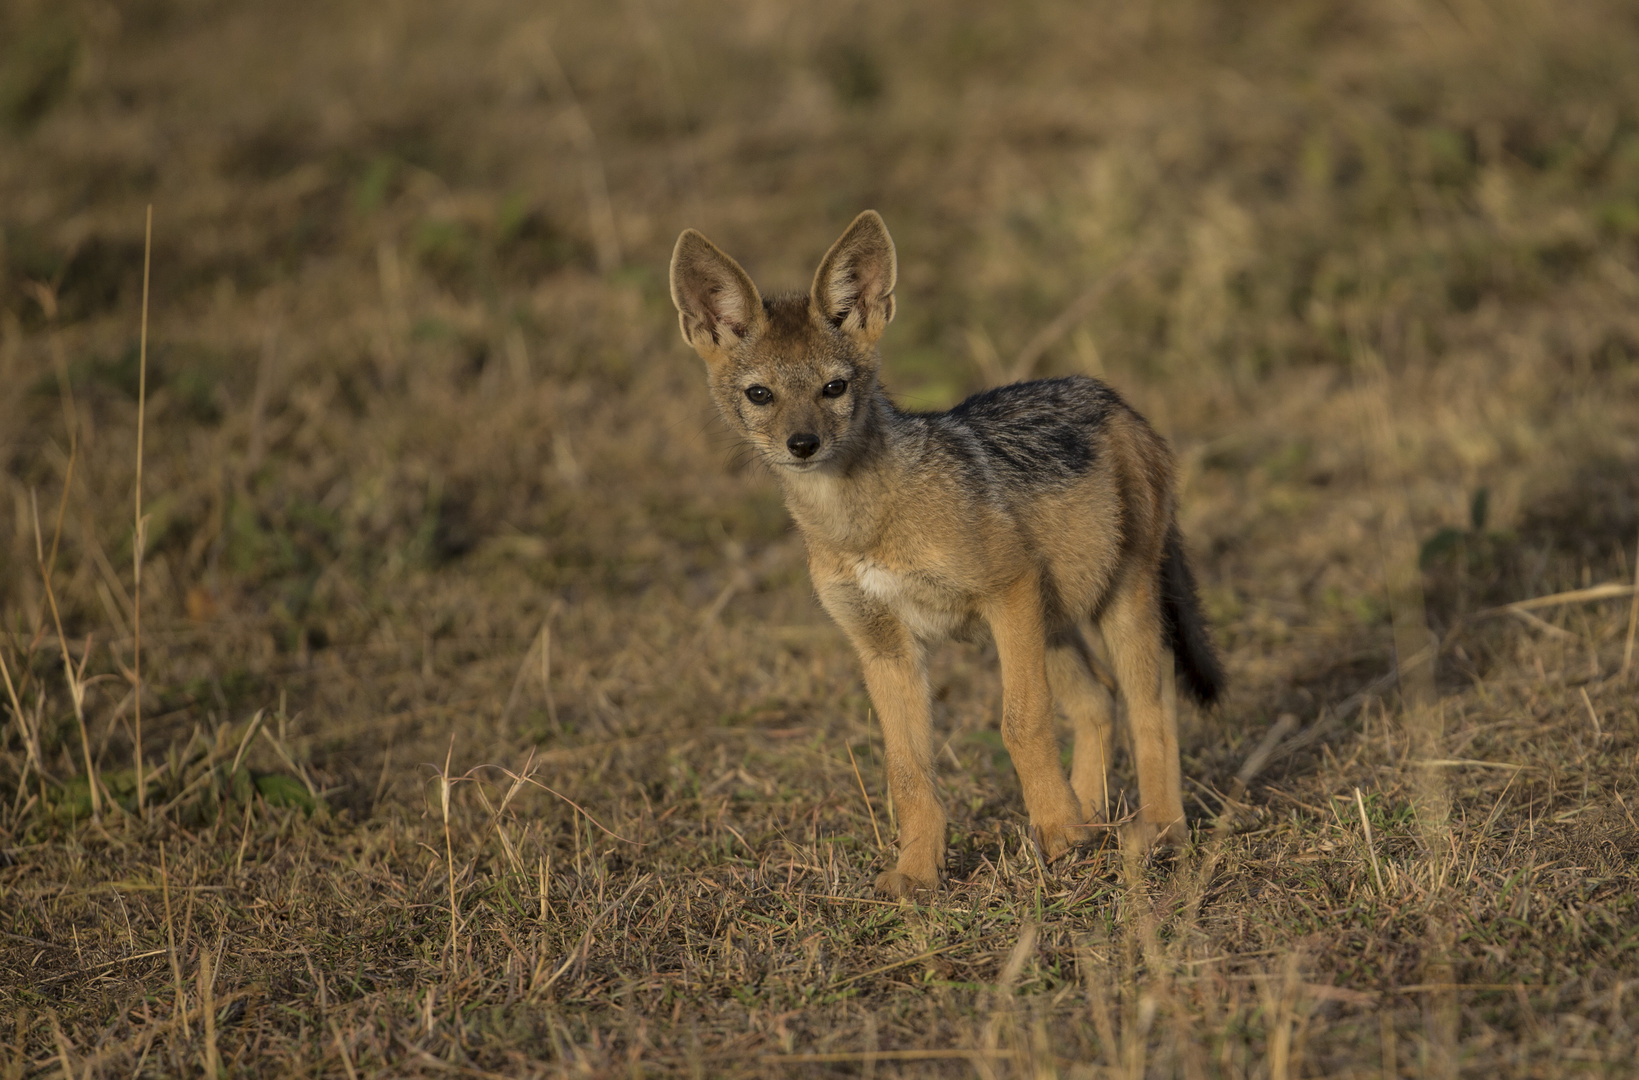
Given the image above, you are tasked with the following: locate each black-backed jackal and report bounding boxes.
[670,211,1224,898]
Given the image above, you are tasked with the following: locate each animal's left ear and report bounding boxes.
[811,210,897,347]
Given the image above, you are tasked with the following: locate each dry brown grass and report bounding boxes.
[3,0,1639,1075]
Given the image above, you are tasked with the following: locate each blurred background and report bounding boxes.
[3,0,1639,1071]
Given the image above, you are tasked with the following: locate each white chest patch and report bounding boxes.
[854,561,900,600]
[852,559,966,641]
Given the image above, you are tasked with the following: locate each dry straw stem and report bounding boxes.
[1623,526,1639,682]
[470,752,538,877]
[32,454,103,820]
[1471,580,1637,618]
[133,203,153,814]
[844,736,884,851]
[199,933,222,1078]
[0,647,43,787]
[233,793,256,874]
[159,842,189,1038]
[437,734,460,965]
[1579,686,1604,740]
[765,1048,1018,1064]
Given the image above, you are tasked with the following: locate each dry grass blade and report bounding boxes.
[764,1049,1018,1064]
[1578,687,1604,740]
[1355,787,1386,897]
[470,757,531,877]
[508,772,643,844]
[831,938,978,989]
[1415,759,1529,770]
[233,794,256,875]
[257,723,317,799]
[228,708,266,777]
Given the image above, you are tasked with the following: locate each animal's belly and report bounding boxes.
[853,560,972,641]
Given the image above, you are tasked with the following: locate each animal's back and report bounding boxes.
[914,377,1133,487]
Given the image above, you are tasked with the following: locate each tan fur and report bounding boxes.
[670,211,1214,897]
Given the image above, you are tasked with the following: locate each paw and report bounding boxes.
[1031,819,1095,863]
[874,869,938,899]
[1123,815,1189,851]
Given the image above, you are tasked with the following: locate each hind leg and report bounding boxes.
[988,573,1086,862]
[1046,627,1116,825]
[1098,574,1188,847]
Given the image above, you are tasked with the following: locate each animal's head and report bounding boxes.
[669,210,896,472]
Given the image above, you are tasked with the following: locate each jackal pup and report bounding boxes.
[670,211,1224,897]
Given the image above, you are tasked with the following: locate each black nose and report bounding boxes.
[787,432,821,459]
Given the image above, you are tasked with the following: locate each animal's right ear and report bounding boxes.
[669,229,765,364]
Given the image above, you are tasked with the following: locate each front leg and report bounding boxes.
[858,649,946,897]
[988,573,1087,861]
[815,578,946,898]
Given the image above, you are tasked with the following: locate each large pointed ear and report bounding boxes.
[810,210,897,346]
[670,229,764,362]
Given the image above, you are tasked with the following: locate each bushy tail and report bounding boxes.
[1161,524,1225,708]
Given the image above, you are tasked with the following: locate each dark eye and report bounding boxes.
[745,385,773,405]
[822,379,848,398]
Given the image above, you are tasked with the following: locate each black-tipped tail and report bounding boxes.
[1161,524,1225,708]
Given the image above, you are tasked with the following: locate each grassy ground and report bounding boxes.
[4,0,1639,1075]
